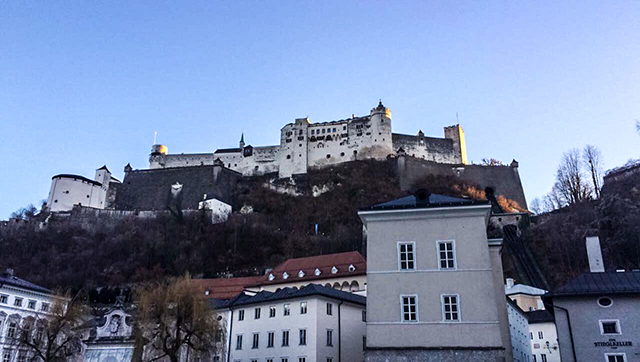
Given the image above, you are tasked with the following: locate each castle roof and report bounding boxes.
[214,148,242,154]
[52,174,102,186]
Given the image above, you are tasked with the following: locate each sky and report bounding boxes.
[1,1,639,219]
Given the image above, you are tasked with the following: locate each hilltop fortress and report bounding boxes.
[149,101,468,178]
[44,102,528,215]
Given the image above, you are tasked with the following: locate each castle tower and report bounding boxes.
[239,133,245,149]
[368,100,394,159]
[444,124,468,164]
[149,144,168,169]
[278,117,310,178]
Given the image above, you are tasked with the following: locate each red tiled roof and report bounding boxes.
[252,251,366,286]
[193,276,262,300]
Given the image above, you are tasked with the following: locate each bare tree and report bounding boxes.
[583,145,603,198]
[543,184,565,211]
[134,275,224,362]
[555,148,592,205]
[529,198,543,215]
[12,291,87,362]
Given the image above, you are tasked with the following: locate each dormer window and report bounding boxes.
[298,270,305,278]
[268,273,275,281]
[283,272,289,280]
[331,266,338,274]
[349,264,356,272]
[314,268,321,276]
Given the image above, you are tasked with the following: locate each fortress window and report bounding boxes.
[343,126,346,130]
[311,130,315,135]
[340,152,345,157]
[353,150,358,155]
[54,200,58,203]
[333,128,336,132]
[86,195,90,198]
[287,155,291,159]
[255,166,259,171]
[322,129,326,134]
[326,154,331,159]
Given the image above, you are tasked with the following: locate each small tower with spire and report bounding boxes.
[239,133,245,149]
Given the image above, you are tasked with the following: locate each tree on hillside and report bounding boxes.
[134,275,224,362]
[12,291,87,362]
[555,148,592,205]
[583,145,603,198]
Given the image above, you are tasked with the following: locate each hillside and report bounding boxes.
[1,158,529,290]
[528,168,640,288]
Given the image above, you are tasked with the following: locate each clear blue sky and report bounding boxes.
[1,1,639,218]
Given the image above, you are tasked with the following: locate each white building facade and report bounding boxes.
[224,284,366,362]
[47,166,120,212]
[149,102,467,178]
[0,269,55,362]
[526,310,561,362]
[358,191,513,362]
[507,298,533,362]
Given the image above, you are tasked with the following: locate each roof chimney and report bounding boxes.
[586,236,605,273]
[506,278,515,289]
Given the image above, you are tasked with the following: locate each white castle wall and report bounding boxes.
[47,175,107,212]
[148,103,466,178]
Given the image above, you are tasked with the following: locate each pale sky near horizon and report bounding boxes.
[1,1,639,219]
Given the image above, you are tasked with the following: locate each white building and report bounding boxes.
[505,278,547,312]
[0,269,55,362]
[47,166,120,212]
[507,298,533,362]
[525,310,560,362]
[224,284,366,362]
[149,102,467,178]
[358,190,513,362]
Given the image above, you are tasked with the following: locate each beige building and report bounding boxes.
[358,190,512,361]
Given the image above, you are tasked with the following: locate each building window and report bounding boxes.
[281,359,288,362]
[538,331,544,339]
[541,354,548,362]
[327,359,333,362]
[326,303,332,315]
[215,329,222,343]
[28,300,36,309]
[299,358,306,362]
[7,320,17,338]
[282,330,290,346]
[598,297,613,308]
[267,359,273,362]
[326,329,333,346]
[300,302,307,314]
[532,356,536,362]
[2,350,11,362]
[41,303,49,312]
[362,311,366,322]
[270,306,276,318]
[236,334,242,350]
[267,331,275,347]
[398,242,415,270]
[255,308,261,319]
[299,329,307,345]
[284,304,291,316]
[14,298,22,307]
[0,295,7,304]
[252,333,259,349]
[401,295,417,322]
[442,295,460,321]
[363,335,366,350]
[600,320,621,335]
[530,332,533,340]
[16,351,26,362]
[605,354,626,362]
[437,240,456,269]
[238,310,245,321]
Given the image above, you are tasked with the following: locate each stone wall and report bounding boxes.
[398,156,528,210]
[365,348,506,362]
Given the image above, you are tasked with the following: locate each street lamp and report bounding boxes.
[545,341,558,353]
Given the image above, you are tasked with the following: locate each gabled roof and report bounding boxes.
[525,309,555,324]
[252,251,366,286]
[192,276,262,300]
[225,284,366,308]
[0,272,50,294]
[362,193,488,211]
[552,271,640,297]
[506,284,548,296]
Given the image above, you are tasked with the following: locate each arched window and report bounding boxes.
[350,281,360,292]
[332,282,341,289]
[341,281,350,291]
